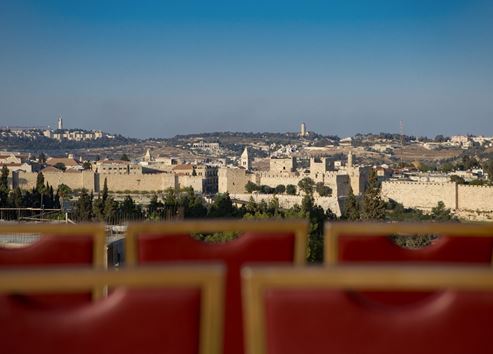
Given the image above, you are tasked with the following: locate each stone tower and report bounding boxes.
[144,149,152,162]
[347,150,353,168]
[240,147,252,171]
[57,114,63,130]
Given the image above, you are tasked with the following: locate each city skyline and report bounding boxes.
[1,0,492,138]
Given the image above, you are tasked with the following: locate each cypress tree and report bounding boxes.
[360,169,386,220]
[343,186,360,221]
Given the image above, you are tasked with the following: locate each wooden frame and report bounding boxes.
[242,264,493,354]
[0,223,107,299]
[0,265,225,354]
[324,222,493,265]
[125,219,309,266]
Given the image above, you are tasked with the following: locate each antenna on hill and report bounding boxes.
[400,120,404,166]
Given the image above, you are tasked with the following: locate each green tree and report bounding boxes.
[120,154,130,161]
[0,165,9,207]
[0,165,9,192]
[450,175,466,184]
[57,184,72,211]
[92,195,105,221]
[315,182,332,197]
[102,178,109,204]
[8,187,23,208]
[147,194,163,217]
[73,189,94,221]
[38,153,47,163]
[245,181,258,193]
[343,186,360,221]
[82,161,92,170]
[53,162,66,171]
[103,196,118,223]
[298,177,315,195]
[36,172,45,194]
[120,195,143,220]
[360,169,386,220]
[275,184,286,194]
[179,188,208,218]
[431,201,454,221]
[259,185,274,194]
[486,160,493,183]
[286,184,297,195]
[208,193,235,218]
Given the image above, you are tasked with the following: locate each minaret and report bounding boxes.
[240,147,252,171]
[57,114,63,130]
[347,150,353,168]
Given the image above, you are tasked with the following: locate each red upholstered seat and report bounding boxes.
[0,235,93,266]
[138,232,297,354]
[0,287,201,354]
[0,235,94,307]
[338,234,493,264]
[263,288,493,354]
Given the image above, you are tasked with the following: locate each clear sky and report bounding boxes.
[0,0,492,138]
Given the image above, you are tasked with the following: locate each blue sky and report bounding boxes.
[0,0,492,138]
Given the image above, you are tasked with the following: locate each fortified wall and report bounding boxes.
[382,181,493,213]
[15,171,95,192]
[14,171,201,193]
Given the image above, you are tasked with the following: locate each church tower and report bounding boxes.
[144,149,152,162]
[240,147,252,171]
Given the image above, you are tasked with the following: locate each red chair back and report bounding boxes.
[243,265,493,354]
[0,266,224,354]
[125,220,308,354]
[324,222,493,305]
[325,222,493,265]
[0,224,106,305]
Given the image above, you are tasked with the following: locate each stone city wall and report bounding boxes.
[457,185,493,212]
[16,171,95,191]
[15,171,178,193]
[177,175,204,192]
[381,181,457,210]
[99,173,177,193]
[382,181,493,213]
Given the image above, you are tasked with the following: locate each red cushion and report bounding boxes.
[265,289,493,354]
[339,235,493,263]
[0,288,201,354]
[0,235,94,307]
[138,232,296,354]
[338,235,493,305]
